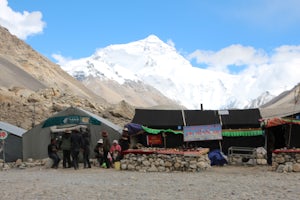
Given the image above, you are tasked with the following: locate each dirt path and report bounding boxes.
[1,165,299,200]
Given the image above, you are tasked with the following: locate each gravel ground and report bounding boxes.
[1,165,300,200]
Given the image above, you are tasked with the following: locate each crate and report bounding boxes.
[228,146,257,165]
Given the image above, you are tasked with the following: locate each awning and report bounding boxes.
[142,126,183,134]
[222,129,263,137]
[263,117,300,128]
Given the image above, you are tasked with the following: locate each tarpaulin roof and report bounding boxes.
[264,117,300,128]
[132,109,184,126]
[220,109,261,129]
[132,108,262,129]
[142,126,183,134]
[184,110,220,126]
[0,121,26,137]
[125,123,143,135]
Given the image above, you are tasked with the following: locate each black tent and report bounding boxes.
[131,109,184,148]
[220,109,265,154]
[131,108,265,153]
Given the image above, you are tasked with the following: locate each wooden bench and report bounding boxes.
[228,146,257,165]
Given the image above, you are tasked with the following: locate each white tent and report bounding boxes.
[23,107,122,160]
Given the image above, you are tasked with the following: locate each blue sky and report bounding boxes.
[1,0,300,76]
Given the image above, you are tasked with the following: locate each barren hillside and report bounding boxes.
[0,25,133,129]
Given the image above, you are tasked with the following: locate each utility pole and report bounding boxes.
[31,102,36,128]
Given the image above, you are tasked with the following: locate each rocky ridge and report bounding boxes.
[0,86,134,130]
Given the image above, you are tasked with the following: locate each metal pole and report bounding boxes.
[2,140,5,166]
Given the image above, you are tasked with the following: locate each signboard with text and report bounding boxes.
[183,124,222,142]
[147,134,163,146]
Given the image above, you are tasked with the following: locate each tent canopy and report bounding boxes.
[263,117,300,128]
[43,115,101,128]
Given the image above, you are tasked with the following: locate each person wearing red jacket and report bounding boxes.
[110,140,122,164]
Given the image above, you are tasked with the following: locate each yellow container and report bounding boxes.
[114,161,120,170]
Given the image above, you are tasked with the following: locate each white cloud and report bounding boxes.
[188,45,268,73]
[0,0,46,40]
[188,44,300,99]
[52,53,73,66]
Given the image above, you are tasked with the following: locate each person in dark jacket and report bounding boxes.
[82,132,91,168]
[48,138,61,169]
[102,131,111,168]
[119,127,130,159]
[70,130,82,170]
[59,130,72,168]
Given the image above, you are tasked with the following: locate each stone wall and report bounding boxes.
[272,152,300,173]
[120,153,211,172]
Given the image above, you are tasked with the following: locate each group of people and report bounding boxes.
[47,129,91,169]
[94,128,130,168]
[47,127,131,170]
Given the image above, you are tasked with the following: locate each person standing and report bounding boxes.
[59,130,72,168]
[94,139,105,167]
[102,131,111,168]
[82,132,91,168]
[119,127,130,159]
[70,130,82,170]
[48,138,61,169]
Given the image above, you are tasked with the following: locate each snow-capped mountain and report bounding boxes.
[60,35,274,109]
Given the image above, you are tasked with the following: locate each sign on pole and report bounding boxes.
[183,124,222,142]
[0,131,8,163]
[0,131,8,140]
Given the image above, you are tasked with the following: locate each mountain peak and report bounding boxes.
[143,34,163,43]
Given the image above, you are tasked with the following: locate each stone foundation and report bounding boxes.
[272,151,300,173]
[120,153,211,172]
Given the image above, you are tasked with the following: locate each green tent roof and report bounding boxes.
[222,129,263,137]
[142,126,183,134]
[42,115,101,128]
[141,126,263,137]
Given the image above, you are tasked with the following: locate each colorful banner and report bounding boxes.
[183,124,222,142]
[42,115,101,127]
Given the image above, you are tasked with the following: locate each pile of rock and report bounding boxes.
[0,158,48,170]
[272,151,300,173]
[256,147,268,165]
[120,153,211,172]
